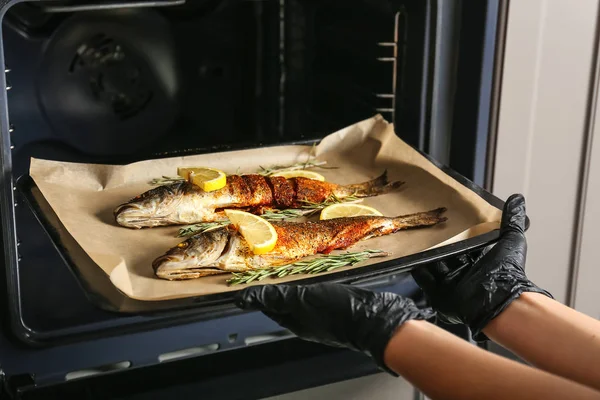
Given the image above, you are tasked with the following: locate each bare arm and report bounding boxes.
[384,319,600,400]
[483,292,600,391]
[411,194,600,390]
[236,277,600,399]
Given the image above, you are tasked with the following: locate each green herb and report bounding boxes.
[177,221,230,237]
[256,160,333,176]
[149,145,336,185]
[260,209,313,220]
[256,143,331,176]
[149,175,185,185]
[176,194,361,237]
[298,193,360,210]
[176,210,310,237]
[226,250,388,285]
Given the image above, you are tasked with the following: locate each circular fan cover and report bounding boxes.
[37,10,179,156]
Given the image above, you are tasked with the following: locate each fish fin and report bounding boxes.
[156,268,227,280]
[392,207,448,230]
[339,170,405,198]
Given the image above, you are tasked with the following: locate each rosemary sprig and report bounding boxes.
[176,194,362,237]
[260,208,314,220]
[176,209,312,237]
[256,160,332,176]
[256,143,329,176]
[226,250,389,286]
[298,193,360,210]
[177,221,230,237]
[149,146,335,185]
[149,175,185,185]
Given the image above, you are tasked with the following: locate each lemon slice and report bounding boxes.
[320,203,384,220]
[177,167,227,192]
[224,209,278,254]
[271,170,325,181]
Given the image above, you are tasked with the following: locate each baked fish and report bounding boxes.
[115,171,403,229]
[153,207,447,280]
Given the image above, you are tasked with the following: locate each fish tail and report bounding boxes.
[392,207,448,230]
[337,170,405,198]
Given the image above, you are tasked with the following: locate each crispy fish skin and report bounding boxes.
[153,207,447,280]
[114,171,404,229]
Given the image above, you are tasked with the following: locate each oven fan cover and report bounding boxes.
[36,9,179,156]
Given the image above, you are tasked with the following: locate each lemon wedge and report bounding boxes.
[224,209,278,254]
[271,170,325,181]
[320,203,384,220]
[177,167,227,192]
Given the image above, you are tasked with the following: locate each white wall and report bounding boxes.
[493,0,599,305]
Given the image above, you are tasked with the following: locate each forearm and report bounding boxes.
[384,320,600,400]
[483,292,600,390]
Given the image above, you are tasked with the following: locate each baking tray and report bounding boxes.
[14,138,517,316]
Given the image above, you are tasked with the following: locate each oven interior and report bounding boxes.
[1,0,432,346]
[6,0,418,176]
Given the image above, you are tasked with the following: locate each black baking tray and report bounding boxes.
[7,139,528,348]
[14,139,517,318]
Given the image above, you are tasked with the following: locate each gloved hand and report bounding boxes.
[412,193,552,341]
[235,283,435,375]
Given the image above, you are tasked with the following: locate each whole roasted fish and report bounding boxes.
[153,207,447,280]
[115,171,403,229]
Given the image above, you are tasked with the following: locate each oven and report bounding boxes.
[0,0,506,398]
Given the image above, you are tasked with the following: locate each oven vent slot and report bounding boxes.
[228,333,238,343]
[65,360,131,381]
[243,329,291,346]
[157,343,220,362]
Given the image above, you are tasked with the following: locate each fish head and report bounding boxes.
[114,183,187,228]
[153,227,234,280]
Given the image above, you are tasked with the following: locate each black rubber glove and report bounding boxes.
[235,283,435,375]
[412,193,552,341]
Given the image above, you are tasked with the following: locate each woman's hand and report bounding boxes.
[411,193,552,340]
[236,282,600,399]
[235,283,435,374]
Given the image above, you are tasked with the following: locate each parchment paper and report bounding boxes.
[29,115,502,301]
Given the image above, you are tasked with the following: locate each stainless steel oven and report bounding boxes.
[0,0,506,398]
